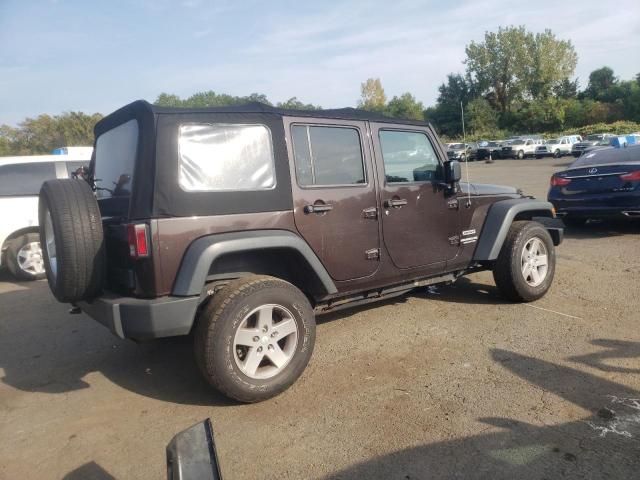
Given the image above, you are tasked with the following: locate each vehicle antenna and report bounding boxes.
[461,101,471,208]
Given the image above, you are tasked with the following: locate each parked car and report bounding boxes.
[446,142,472,161]
[535,136,579,159]
[571,134,614,157]
[38,100,562,403]
[0,150,92,280]
[548,143,640,225]
[502,138,544,159]
[476,140,503,160]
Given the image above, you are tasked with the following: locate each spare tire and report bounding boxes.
[39,179,105,302]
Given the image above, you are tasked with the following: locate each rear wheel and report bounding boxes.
[5,233,46,281]
[194,275,316,403]
[493,221,556,302]
[39,179,105,302]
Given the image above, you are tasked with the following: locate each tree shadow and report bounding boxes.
[62,462,116,480]
[0,280,234,406]
[328,349,640,479]
[568,339,640,374]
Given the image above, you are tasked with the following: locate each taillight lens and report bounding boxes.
[127,223,149,258]
[620,170,640,181]
[550,175,571,187]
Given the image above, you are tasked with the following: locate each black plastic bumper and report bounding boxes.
[532,216,564,246]
[78,294,200,341]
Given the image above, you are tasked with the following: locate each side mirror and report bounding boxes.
[444,160,461,185]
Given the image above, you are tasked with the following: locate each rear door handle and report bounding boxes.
[304,203,333,214]
[384,198,408,208]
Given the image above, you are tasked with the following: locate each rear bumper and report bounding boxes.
[78,294,200,341]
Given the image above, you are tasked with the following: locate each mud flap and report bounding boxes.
[166,419,222,480]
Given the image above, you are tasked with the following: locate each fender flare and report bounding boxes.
[473,199,559,261]
[172,230,337,297]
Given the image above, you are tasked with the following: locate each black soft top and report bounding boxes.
[95,100,428,135]
[92,100,432,220]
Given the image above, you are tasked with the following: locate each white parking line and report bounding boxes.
[522,303,583,320]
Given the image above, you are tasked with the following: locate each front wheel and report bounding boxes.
[492,221,556,302]
[553,149,561,158]
[517,150,525,159]
[194,275,316,403]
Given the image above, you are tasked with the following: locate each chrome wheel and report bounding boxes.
[233,304,299,380]
[16,242,45,276]
[44,208,57,283]
[521,237,548,287]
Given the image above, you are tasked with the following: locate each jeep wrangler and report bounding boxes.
[38,100,563,403]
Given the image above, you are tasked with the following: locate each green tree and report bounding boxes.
[425,74,474,136]
[553,78,579,99]
[358,78,387,112]
[467,98,499,135]
[153,91,273,108]
[465,26,577,112]
[276,97,321,110]
[526,29,577,99]
[385,93,424,121]
[583,67,617,100]
[0,112,102,155]
[154,93,183,107]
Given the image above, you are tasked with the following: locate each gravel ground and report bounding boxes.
[1,158,639,480]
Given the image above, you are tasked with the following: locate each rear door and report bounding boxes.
[371,123,460,270]
[285,118,380,282]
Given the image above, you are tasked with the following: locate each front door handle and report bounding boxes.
[384,198,408,208]
[304,203,333,214]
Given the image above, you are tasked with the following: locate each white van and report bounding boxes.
[0,148,92,280]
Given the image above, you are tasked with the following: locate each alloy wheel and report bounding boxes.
[520,237,548,287]
[233,304,299,380]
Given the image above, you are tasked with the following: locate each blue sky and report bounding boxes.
[1,0,639,124]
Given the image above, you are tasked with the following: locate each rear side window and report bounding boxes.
[291,125,365,186]
[379,130,441,183]
[0,162,56,196]
[178,124,276,192]
[94,119,139,199]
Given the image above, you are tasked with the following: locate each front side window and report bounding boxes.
[178,124,275,192]
[94,119,139,199]
[291,125,365,186]
[379,130,441,183]
[0,162,56,196]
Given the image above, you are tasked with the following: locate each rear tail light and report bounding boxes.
[127,223,149,258]
[620,171,640,181]
[550,175,571,187]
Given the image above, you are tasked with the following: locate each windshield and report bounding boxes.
[511,140,525,145]
[547,139,560,144]
[586,134,605,141]
[487,142,499,147]
[449,143,465,150]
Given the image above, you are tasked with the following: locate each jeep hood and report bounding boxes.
[459,182,521,197]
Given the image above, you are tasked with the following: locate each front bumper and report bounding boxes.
[78,294,200,341]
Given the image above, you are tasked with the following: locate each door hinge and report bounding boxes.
[448,235,460,245]
[365,248,380,260]
[362,207,378,219]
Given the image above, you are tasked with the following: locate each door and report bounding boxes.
[285,119,380,281]
[371,124,459,270]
